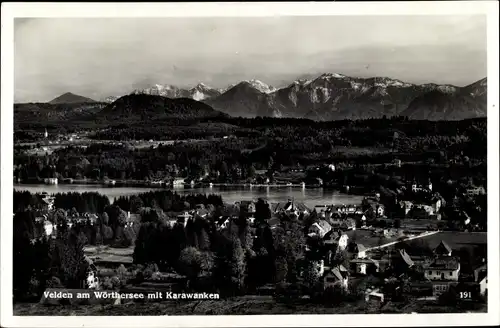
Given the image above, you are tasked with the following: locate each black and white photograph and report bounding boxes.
[1,2,499,327]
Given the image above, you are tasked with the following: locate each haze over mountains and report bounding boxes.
[15,73,488,123]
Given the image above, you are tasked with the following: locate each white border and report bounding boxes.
[1,2,499,327]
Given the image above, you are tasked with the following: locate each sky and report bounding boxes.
[14,15,487,103]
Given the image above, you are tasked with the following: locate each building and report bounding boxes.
[365,288,384,303]
[44,177,58,185]
[323,265,349,291]
[177,212,193,228]
[172,178,185,187]
[308,220,332,239]
[271,200,310,215]
[424,257,460,281]
[362,197,385,218]
[355,243,368,259]
[336,234,349,250]
[479,276,488,297]
[392,159,402,168]
[433,240,453,257]
[41,196,55,211]
[351,258,380,275]
[340,218,356,231]
[43,220,56,237]
[409,204,435,219]
[410,179,432,193]
[465,186,486,196]
[399,201,413,216]
[85,257,100,289]
[239,200,256,214]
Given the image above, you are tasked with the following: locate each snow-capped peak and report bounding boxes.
[244,79,276,94]
[319,73,346,79]
[102,96,119,103]
[193,82,211,90]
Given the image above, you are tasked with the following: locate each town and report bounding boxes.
[13,166,487,314]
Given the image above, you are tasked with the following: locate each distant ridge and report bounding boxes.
[49,92,97,104]
[104,74,487,121]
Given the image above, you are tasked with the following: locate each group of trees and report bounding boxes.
[13,210,90,301]
[114,190,223,213]
[129,198,327,296]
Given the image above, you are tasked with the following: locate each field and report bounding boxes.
[84,246,134,266]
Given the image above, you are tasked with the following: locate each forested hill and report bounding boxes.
[93,94,229,122]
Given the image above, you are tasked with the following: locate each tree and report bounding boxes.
[56,230,89,288]
[274,256,288,283]
[198,227,211,251]
[178,247,204,285]
[303,259,322,292]
[130,196,144,213]
[229,235,246,292]
[255,198,271,222]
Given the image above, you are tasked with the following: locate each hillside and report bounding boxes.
[14,102,107,123]
[48,92,97,104]
[96,94,229,121]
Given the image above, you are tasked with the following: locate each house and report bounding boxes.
[308,220,332,238]
[431,281,457,297]
[323,265,349,291]
[362,197,385,218]
[166,218,178,228]
[332,205,362,215]
[216,216,231,231]
[395,249,414,271]
[424,257,460,281]
[433,240,453,257]
[365,288,385,303]
[239,200,256,214]
[41,196,55,211]
[351,258,380,275]
[348,213,367,227]
[336,233,349,250]
[465,186,486,196]
[399,201,413,216]
[126,212,141,227]
[355,244,368,259]
[410,179,432,193]
[172,178,185,186]
[409,204,434,219]
[474,263,487,283]
[177,212,193,228]
[44,177,58,185]
[431,195,443,213]
[85,256,99,289]
[271,200,310,215]
[340,218,356,231]
[43,220,56,237]
[479,276,488,297]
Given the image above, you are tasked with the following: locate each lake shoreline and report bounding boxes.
[13,183,365,207]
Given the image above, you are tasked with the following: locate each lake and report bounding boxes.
[13,184,364,207]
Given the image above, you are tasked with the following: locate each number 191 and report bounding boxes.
[460,292,472,299]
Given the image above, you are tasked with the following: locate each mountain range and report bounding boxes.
[15,73,487,123]
[111,74,487,121]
